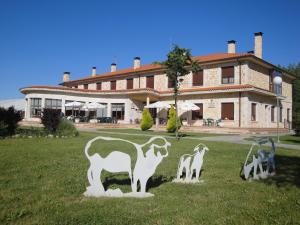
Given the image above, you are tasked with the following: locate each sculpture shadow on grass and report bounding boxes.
[102,175,170,192]
[262,155,300,188]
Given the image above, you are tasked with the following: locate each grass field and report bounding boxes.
[0,132,300,225]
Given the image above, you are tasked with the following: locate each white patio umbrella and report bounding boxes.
[145,101,171,109]
[65,101,84,116]
[179,102,200,126]
[82,102,106,110]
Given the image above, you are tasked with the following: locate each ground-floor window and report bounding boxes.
[30,98,42,117]
[148,107,157,119]
[65,100,85,116]
[221,102,234,120]
[279,107,283,122]
[111,103,125,120]
[192,103,203,120]
[287,108,290,122]
[271,106,275,122]
[45,99,62,110]
[251,103,256,121]
[97,103,107,117]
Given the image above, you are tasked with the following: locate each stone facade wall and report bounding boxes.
[117,79,126,90]
[102,81,110,90]
[248,62,270,90]
[282,77,293,99]
[155,74,167,91]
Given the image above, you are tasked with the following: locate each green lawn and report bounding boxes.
[245,135,300,145]
[96,128,225,138]
[0,132,300,225]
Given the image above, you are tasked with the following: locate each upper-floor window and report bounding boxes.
[111,80,116,90]
[84,84,88,89]
[221,66,234,84]
[168,77,176,88]
[127,78,133,89]
[221,102,234,120]
[251,103,256,121]
[74,85,78,89]
[146,76,154,88]
[96,82,102,90]
[193,70,203,86]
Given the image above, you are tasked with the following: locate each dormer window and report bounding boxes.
[221,66,234,84]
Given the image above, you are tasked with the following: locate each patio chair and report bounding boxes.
[207,118,214,127]
[203,119,208,126]
[215,119,222,127]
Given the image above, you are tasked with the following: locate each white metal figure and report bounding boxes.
[84,136,170,198]
[173,143,209,183]
[242,137,276,180]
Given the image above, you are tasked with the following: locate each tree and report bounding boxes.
[140,108,153,131]
[0,106,22,137]
[279,62,300,130]
[159,45,200,139]
[167,106,181,133]
[41,108,61,133]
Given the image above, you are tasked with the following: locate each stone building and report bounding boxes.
[20,33,295,128]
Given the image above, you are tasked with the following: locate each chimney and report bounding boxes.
[92,67,97,77]
[111,63,117,72]
[227,40,236,53]
[133,57,141,69]
[254,32,263,58]
[63,72,70,82]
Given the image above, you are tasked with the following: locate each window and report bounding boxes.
[127,78,133,89]
[111,103,125,120]
[221,103,234,120]
[97,103,107,117]
[96,82,102,90]
[193,70,203,86]
[251,103,256,121]
[168,77,176,88]
[84,84,88,89]
[287,108,290,122]
[30,98,42,118]
[280,107,283,122]
[192,103,203,120]
[221,66,234,84]
[146,76,154,88]
[271,106,275,122]
[45,99,62,110]
[74,85,78,89]
[111,80,116,90]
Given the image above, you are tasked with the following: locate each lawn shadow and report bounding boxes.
[102,175,171,192]
[262,155,300,188]
[282,138,300,144]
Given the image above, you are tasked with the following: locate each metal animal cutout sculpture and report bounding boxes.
[84,136,171,198]
[173,143,209,183]
[242,137,276,180]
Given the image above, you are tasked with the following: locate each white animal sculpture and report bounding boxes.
[173,143,209,183]
[84,136,171,198]
[242,137,276,180]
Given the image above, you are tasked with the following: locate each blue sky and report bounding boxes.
[0,0,299,99]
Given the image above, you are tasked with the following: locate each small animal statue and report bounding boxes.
[174,143,209,183]
[84,136,170,197]
[242,137,276,180]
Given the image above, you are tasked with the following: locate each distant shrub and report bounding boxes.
[0,106,22,137]
[294,112,300,136]
[167,106,181,133]
[41,109,61,133]
[57,119,79,137]
[140,108,153,131]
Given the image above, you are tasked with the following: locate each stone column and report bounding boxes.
[25,98,30,119]
[146,96,150,106]
[41,98,45,110]
[61,99,66,115]
[107,103,112,117]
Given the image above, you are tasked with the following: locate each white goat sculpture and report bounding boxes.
[173,143,209,183]
[84,136,170,198]
[242,137,276,180]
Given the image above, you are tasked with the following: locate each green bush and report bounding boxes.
[57,119,79,137]
[167,106,181,133]
[294,112,300,136]
[41,109,61,133]
[140,108,153,131]
[0,106,22,137]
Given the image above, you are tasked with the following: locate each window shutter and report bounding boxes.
[193,70,203,86]
[146,76,154,88]
[221,103,234,120]
[111,80,116,90]
[127,78,133,89]
[222,66,234,78]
